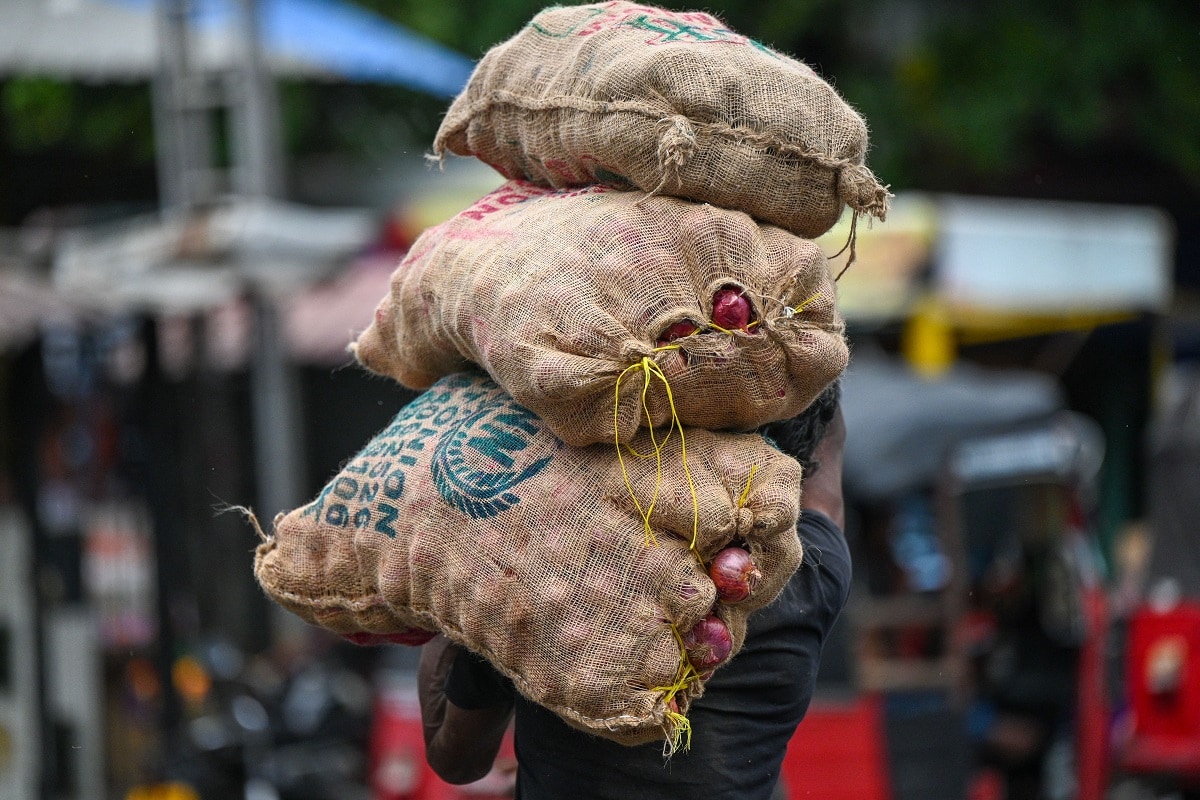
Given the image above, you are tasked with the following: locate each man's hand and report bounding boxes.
[800,405,845,530]
[418,635,514,785]
[418,635,460,744]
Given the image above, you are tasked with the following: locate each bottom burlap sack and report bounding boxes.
[253,372,803,748]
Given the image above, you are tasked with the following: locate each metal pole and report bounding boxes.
[231,0,283,199]
[152,0,185,210]
[138,317,187,769]
[233,0,300,550]
[249,294,304,528]
[153,0,217,211]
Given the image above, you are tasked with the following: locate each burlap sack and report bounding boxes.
[253,373,803,747]
[352,181,849,448]
[434,1,889,240]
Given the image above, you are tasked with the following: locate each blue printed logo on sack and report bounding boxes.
[432,400,558,519]
[300,374,557,533]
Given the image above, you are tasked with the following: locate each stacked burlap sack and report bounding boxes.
[433,0,890,239]
[255,373,803,746]
[351,181,849,446]
[253,1,885,749]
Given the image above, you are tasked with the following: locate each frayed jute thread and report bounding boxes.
[214,502,272,544]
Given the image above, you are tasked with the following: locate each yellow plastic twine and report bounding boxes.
[736,464,760,510]
[614,348,702,565]
[612,315,777,558]
[706,318,762,335]
[764,290,822,322]
[648,466,763,757]
[650,622,704,755]
[611,349,702,755]
[621,361,768,756]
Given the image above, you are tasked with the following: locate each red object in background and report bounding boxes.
[967,769,1005,800]
[369,682,516,800]
[1076,585,1111,800]
[780,694,891,800]
[1120,600,1200,783]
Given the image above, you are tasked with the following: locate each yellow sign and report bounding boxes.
[125,781,201,800]
[817,194,938,323]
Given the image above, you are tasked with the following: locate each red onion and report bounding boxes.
[657,320,701,346]
[683,615,733,670]
[711,288,753,331]
[709,546,762,603]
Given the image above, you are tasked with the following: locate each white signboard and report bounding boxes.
[935,195,1173,312]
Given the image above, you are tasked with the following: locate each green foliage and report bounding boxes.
[353,0,548,57]
[279,81,448,159]
[2,79,74,149]
[349,0,1200,200]
[2,0,1196,213]
[1,78,155,160]
[838,0,1200,194]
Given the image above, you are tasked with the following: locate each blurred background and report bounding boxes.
[0,1,1197,799]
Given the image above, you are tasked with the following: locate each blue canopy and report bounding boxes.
[105,0,475,96]
[267,0,474,93]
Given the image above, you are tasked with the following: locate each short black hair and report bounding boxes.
[757,379,841,475]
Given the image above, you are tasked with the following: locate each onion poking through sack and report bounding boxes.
[709,547,762,603]
[711,287,755,332]
[657,320,702,347]
[683,615,734,670]
[351,182,849,448]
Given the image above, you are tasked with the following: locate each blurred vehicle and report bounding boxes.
[1110,366,1200,799]
[781,356,1110,800]
[946,411,1108,800]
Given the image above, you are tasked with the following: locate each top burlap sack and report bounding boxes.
[352,181,849,448]
[252,372,804,748]
[434,1,889,240]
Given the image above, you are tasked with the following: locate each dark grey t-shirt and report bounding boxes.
[446,510,852,800]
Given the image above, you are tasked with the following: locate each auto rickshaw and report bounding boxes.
[1109,365,1200,800]
[783,354,1110,800]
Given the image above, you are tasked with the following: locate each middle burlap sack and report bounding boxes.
[253,372,804,747]
[352,181,849,448]
[434,1,889,239]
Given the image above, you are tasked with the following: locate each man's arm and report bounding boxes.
[418,635,514,785]
[799,405,845,530]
